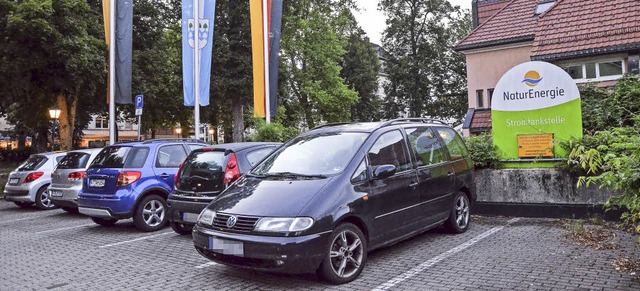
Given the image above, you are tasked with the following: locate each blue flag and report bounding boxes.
[182,0,216,106]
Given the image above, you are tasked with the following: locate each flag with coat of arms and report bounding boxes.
[182,0,216,106]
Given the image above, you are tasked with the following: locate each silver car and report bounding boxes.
[4,152,67,210]
[48,148,102,213]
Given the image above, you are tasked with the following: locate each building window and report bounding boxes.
[95,117,108,129]
[562,59,624,83]
[476,90,484,108]
[487,88,494,107]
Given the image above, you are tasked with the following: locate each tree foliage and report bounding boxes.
[379,0,471,123]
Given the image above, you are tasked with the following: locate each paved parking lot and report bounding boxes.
[1,200,639,290]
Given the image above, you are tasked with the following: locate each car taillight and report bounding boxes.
[175,162,184,188]
[224,153,240,185]
[23,172,44,184]
[117,171,141,187]
[68,171,85,181]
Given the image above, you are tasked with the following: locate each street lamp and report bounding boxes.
[48,107,61,151]
[175,128,182,138]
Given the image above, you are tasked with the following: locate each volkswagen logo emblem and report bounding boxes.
[226,216,237,228]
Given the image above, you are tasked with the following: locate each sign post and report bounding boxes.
[491,61,582,167]
[135,95,143,141]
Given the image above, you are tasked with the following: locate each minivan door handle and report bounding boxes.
[159,173,170,179]
[409,181,418,189]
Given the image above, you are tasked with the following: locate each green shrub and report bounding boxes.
[464,134,501,169]
[249,119,300,143]
[0,147,32,165]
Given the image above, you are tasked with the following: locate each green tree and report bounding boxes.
[380,0,470,122]
[0,0,106,151]
[280,0,359,129]
[340,12,381,122]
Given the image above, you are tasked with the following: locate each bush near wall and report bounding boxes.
[0,147,33,165]
[464,134,502,169]
[249,119,300,143]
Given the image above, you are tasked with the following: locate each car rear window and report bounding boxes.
[56,152,91,169]
[246,147,276,167]
[17,155,48,171]
[180,151,226,178]
[90,146,150,169]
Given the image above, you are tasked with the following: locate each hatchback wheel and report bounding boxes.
[14,201,33,208]
[445,192,470,233]
[317,223,367,284]
[91,217,118,227]
[35,186,57,210]
[170,221,193,235]
[133,195,168,232]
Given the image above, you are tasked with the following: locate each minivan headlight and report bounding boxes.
[198,209,216,225]
[254,217,314,232]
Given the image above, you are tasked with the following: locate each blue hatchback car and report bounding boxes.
[78,139,207,231]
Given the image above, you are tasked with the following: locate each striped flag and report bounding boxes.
[250,0,283,120]
[102,0,133,104]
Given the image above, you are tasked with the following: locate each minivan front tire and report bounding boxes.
[170,221,193,235]
[317,223,367,284]
[133,194,168,232]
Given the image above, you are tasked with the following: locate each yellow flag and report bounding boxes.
[250,0,266,118]
[102,0,110,46]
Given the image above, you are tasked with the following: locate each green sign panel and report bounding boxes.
[491,61,582,162]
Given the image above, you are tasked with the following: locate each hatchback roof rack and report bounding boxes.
[311,122,352,130]
[380,118,448,127]
[142,138,206,144]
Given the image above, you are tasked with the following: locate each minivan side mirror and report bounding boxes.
[373,164,396,180]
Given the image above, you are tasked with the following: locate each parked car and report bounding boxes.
[78,139,207,231]
[192,118,475,284]
[4,152,68,210]
[167,142,280,235]
[48,148,103,213]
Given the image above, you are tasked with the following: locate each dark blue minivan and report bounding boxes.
[78,139,206,231]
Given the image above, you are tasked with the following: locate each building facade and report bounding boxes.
[456,0,640,136]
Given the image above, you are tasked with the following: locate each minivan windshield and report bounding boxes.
[251,132,367,176]
[17,155,47,171]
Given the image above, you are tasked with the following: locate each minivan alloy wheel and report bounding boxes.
[142,199,165,227]
[329,229,364,278]
[455,195,470,229]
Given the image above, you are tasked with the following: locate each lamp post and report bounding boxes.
[48,107,61,151]
[175,128,182,138]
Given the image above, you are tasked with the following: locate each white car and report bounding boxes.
[4,152,67,210]
[49,148,102,213]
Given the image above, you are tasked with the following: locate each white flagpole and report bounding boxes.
[262,0,271,124]
[193,0,201,140]
[109,0,116,145]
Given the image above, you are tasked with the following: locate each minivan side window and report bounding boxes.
[368,130,412,172]
[351,159,367,183]
[156,145,187,168]
[435,127,469,161]
[405,127,446,166]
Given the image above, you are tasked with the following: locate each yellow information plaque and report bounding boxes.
[517,134,554,158]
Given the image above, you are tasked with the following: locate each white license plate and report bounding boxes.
[89,179,105,187]
[9,178,19,185]
[209,237,244,256]
[181,212,199,223]
[50,190,63,197]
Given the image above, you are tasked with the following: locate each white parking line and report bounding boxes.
[35,223,94,234]
[373,218,521,291]
[195,262,219,269]
[99,231,173,248]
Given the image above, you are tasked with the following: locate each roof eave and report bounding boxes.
[455,35,535,52]
[532,43,640,61]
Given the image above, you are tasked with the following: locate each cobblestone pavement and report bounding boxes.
[1,200,638,290]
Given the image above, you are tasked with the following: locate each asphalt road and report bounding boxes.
[1,200,638,290]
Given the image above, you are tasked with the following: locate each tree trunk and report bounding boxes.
[35,126,48,153]
[151,128,156,139]
[17,130,26,150]
[56,95,76,151]
[232,97,244,142]
[223,118,233,143]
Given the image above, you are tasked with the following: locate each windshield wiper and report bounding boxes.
[264,172,327,179]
